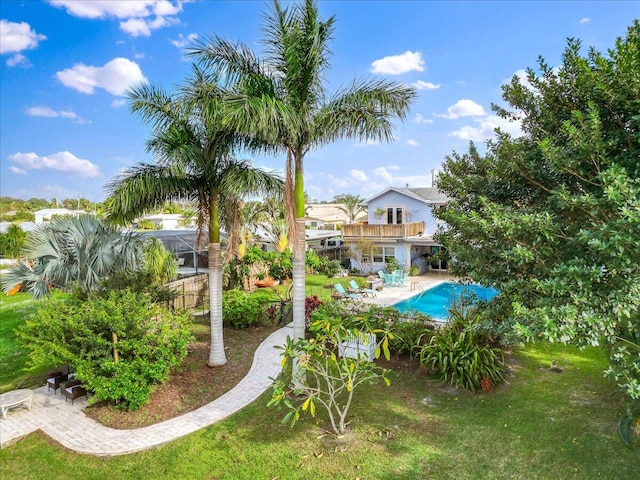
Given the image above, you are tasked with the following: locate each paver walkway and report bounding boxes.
[0,326,291,455]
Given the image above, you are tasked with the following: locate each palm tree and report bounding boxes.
[334,194,367,223]
[0,215,141,299]
[190,0,416,354]
[106,68,283,367]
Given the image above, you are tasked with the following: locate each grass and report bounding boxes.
[249,273,367,302]
[1,342,639,478]
[0,291,61,392]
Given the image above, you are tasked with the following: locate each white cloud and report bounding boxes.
[414,113,433,124]
[6,53,30,67]
[26,106,86,122]
[412,80,440,90]
[436,99,486,119]
[27,106,58,117]
[373,167,393,183]
[355,138,380,147]
[370,50,424,75]
[9,166,27,175]
[407,139,419,146]
[111,99,127,108]
[9,151,101,177]
[171,32,198,49]
[349,169,368,183]
[448,114,522,142]
[56,57,148,96]
[579,17,591,24]
[48,1,183,37]
[0,20,47,54]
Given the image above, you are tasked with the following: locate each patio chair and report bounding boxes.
[60,379,86,405]
[349,280,377,297]
[47,372,70,395]
[334,283,364,301]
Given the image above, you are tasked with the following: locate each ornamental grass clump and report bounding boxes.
[417,302,506,393]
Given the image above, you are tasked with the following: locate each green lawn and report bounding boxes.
[1,342,638,478]
[0,291,61,392]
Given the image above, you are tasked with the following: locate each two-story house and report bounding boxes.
[341,187,448,274]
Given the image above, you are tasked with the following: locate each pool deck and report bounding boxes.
[358,271,454,306]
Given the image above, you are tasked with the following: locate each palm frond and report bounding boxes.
[312,78,417,145]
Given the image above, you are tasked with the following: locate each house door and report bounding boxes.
[429,246,448,270]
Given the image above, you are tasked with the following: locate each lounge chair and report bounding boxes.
[60,379,86,405]
[349,280,377,297]
[334,283,363,301]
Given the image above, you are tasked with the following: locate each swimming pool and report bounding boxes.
[392,281,498,321]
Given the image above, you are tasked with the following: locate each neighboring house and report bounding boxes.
[138,213,185,230]
[34,208,85,223]
[341,187,449,274]
[139,229,211,276]
[305,203,364,229]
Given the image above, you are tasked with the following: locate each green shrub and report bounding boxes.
[325,259,343,278]
[416,303,506,393]
[312,302,436,357]
[20,289,192,410]
[222,289,265,328]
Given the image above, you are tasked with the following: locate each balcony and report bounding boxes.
[341,221,425,240]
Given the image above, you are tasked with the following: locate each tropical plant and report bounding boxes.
[142,237,178,284]
[0,215,142,299]
[20,289,192,410]
[106,68,283,367]
[189,0,416,375]
[268,317,392,435]
[333,194,367,223]
[0,224,27,261]
[416,303,506,393]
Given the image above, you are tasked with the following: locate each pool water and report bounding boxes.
[392,282,498,321]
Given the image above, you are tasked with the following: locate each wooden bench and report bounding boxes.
[0,389,33,419]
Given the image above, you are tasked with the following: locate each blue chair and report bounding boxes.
[349,280,377,297]
[334,283,363,301]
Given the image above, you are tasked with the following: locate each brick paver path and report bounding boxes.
[0,326,291,455]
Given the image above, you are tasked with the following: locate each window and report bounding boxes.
[386,206,404,224]
[370,246,395,263]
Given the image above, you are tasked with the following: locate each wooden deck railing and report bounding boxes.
[341,221,425,240]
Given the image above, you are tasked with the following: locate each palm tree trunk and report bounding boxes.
[207,242,227,366]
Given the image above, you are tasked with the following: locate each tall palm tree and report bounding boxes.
[0,215,141,299]
[106,68,283,367]
[190,0,416,354]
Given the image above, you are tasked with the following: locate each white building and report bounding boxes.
[34,208,85,223]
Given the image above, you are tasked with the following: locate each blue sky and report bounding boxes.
[1,1,638,203]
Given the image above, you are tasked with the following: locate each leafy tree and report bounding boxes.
[190,0,415,366]
[0,215,142,299]
[334,194,367,222]
[106,68,282,367]
[434,22,640,399]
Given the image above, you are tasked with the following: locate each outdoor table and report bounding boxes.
[0,389,33,419]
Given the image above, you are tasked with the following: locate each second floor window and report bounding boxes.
[387,206,404,224]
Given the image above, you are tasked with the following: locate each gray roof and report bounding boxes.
[400,187,449,203]
[362,186,449,205]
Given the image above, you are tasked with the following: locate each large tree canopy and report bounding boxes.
[435,21,640,398]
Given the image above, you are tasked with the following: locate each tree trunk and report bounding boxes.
[291,217,307,387]
[207,242,227,366]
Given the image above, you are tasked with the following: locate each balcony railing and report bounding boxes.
[341,221,425,240]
